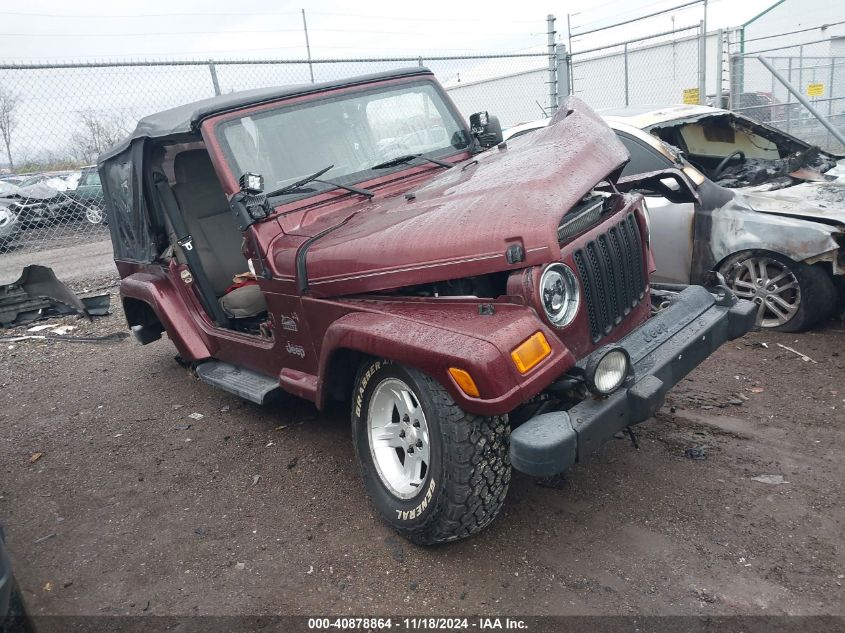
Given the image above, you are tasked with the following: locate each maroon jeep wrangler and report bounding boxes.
[99,68,755,544]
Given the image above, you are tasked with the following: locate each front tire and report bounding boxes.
[719,250,836,332]
[351,359,510,545]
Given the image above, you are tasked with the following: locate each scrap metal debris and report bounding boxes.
[33,533,57,545]
[0,264,110,328]
[685,445,707,460]
[750,474,789,485]
[776,343,818,363]
[0,331,128,344]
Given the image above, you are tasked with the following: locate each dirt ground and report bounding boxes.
[0,281,843,618]
[0,238,113,285]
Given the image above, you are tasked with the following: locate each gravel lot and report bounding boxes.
[0,282,843,618]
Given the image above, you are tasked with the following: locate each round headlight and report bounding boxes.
[539,263,579,327]
[585,347,630,395]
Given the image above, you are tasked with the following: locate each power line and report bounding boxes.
[0,42,544,63]
[0,27,537,38]
[571,0,681,28]
[0,9,539,23]
[743,19,845,44]
[305,11,539,23]
[572,0,703,37]
[0,10,301,18]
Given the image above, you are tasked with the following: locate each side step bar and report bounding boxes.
[195,360,280,405]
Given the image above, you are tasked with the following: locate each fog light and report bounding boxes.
[585,347,630,395]
[511,332,552,374]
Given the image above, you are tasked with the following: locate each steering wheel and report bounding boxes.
[712,150,746,180]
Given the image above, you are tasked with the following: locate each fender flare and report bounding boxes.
[314,311,523,415]
[120,271,213,361]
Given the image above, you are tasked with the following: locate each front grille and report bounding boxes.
[557,194,610,243]
[573,213,647,343]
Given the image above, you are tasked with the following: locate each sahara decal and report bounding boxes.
[278,312,299,332]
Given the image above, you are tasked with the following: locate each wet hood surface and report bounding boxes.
[288,97,630,297]
[740,159,845,227]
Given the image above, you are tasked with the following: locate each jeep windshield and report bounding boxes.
[215,80,471,202]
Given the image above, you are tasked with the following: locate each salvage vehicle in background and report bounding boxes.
[606,105,844,331]
[504,109,845,331]
[100,68,754,544]
[0,205,19,253]
[71,166,107,225]
[0,178,73,230]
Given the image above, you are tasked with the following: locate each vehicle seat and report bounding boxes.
[171,150,267,319]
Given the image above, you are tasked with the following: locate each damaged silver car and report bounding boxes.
[603,105,844,331]
[505,107,844,331]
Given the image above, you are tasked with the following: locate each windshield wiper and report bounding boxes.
[371,154,455,170]
[266,164,374,199]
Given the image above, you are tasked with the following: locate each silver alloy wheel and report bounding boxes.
[85,206,104,225]
[367,377,430,499]
[726,255,800,328]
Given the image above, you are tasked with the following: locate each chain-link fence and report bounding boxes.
[4,14,845,276]
[569,24,706,110]
[0,53,549,263]
[730,52,845,154]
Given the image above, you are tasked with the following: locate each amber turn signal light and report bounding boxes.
[511,332,552,374]
[448,367,480,398]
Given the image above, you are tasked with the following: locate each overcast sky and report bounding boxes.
[0,0,775,63]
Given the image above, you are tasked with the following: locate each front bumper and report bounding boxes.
[509,285,756,476]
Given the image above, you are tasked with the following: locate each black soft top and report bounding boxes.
[97,66,434,264]
[100,66,432,160]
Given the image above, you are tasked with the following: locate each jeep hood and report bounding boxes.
[287,97,630,298]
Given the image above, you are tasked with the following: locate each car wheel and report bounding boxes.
[84,205,106,225]
[719,251,836,332]
[351,359,510,545]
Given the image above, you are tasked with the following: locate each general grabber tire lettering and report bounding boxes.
[351,359,511,545]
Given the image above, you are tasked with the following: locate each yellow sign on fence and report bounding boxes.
[682,88,700,105]
[807,83,825,97]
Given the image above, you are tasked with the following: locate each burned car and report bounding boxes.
[505,109,845,331]
[99,68,754,544]
[606,106,845,331]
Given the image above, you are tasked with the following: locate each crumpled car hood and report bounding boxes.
[740,159,845,227]
[0,182,61,203]
[293,97,630,297]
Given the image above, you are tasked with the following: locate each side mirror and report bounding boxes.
[469,111,504,148]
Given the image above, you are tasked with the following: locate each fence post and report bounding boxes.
[557,45,571,100]
[208,61,221,96]
[729,54,742,110]
[787,57,793,132]
[698,20,706,104]
[548,14,558,113]
[715,29,723,107]
[623,43,629,106]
